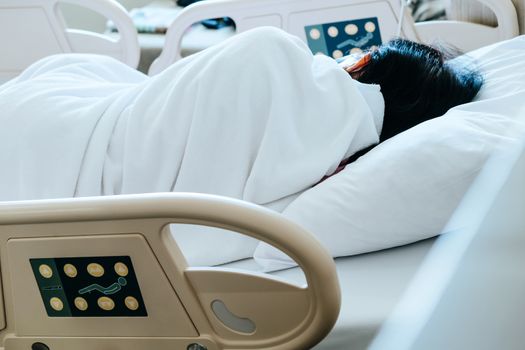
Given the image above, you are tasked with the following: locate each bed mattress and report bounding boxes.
[224,238,435,349]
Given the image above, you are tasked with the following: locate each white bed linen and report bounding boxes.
[0,27,382,265]
[254,35,525,270]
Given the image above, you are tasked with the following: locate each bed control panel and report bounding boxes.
[305,17,382,59]
[30,256,147,317]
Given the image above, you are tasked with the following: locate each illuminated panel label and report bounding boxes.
[305,17,382,59]
[30,256,147,317]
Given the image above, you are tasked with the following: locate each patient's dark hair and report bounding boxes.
[356,38,484,142]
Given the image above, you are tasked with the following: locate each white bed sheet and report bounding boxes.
[224,238,435,349]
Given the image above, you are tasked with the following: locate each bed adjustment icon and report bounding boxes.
[78,276,127,295]
[30,256,147,317]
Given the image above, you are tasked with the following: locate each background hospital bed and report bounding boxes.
[0,0,140,84]
[149,0,519,75]
[450,0,525,34]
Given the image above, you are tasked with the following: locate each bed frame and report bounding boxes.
[448,0,525,35]
[0,1,522,349]
[0,0,140,83]
[149,0,519,75]
[0,193,339,350]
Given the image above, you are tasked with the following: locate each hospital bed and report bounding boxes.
[0,0,140,83]
[0,34,524,349]
[0,2,524,350]
[0,114,523,350]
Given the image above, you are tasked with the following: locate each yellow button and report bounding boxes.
[97,296,115,311]
[114,262,129,277]
[49,297,64,311]
[39,264,53,279]
[87,263,104,277]
[74,297,88,311]
[124,296,139,311]
[63,264,77,278]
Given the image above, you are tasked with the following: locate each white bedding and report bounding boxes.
[0,27,383,265]
[255,35,525,270]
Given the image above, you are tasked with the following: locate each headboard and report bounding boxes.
[149,0,519,75]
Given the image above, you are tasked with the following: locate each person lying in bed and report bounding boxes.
[321,37,483,181]
[0,27,482,208]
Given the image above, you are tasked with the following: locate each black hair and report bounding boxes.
[356,38,484,142]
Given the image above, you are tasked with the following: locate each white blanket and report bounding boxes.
[0,28,383,265]
[0,27,381,205]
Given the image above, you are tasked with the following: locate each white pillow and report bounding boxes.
[254,36,525,271]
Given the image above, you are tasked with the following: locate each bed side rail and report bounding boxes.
[60,0,140,68]
[0,193,340,350]
[415,0,519,52]
[0,0,139,84]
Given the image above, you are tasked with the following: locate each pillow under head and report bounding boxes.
[254,36,525,271]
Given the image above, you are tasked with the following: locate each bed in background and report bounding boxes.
[0,0,140,84]
[449,0,525,34]
[149,0,519,74]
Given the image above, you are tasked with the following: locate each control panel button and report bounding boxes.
[39,264,53,279]
[114,262,129,277]
[87,263,104,277]
[31,256,147,317]
[124,296,139,311]
[49,297,64,311]
[63,264,77,278]
[74,297,88,311]
[97,296,115,311]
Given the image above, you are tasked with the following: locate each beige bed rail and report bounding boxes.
[0,193,340,350]
[149,0,519,76]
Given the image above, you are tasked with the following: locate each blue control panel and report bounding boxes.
[305,17,382,59]
[30,256,147,317]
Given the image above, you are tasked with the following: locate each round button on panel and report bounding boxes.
[87,263,104,277]
[97,296,115,311]
[309,28,321,40]
[74,297,88,311]
[327,26,339,38]
[124,296,139,311]
[345,23,358,35]
[332,50,343,59]
[49,297,64,311]
[365,21,376,33]
[39,264,53,279]
[114,262,129,277]
[63,264,77,278]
